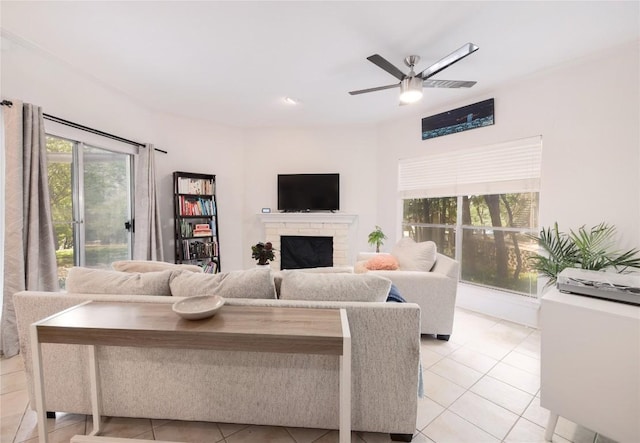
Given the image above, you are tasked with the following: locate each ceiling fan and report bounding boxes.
[348,43,479,105]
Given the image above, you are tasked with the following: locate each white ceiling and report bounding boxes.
[1,1,638,128]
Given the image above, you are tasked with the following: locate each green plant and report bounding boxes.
[251,241,276,265]
[529,222,640,287]
[367,225,387,253]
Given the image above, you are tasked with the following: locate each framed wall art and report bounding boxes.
[422,98,494,140]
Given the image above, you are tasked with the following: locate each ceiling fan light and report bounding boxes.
[399,77,423,104]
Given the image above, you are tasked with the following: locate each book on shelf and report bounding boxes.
[177,177,214,195]
[179,196,216,216]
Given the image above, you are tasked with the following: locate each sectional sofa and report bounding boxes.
[14,266,422,441]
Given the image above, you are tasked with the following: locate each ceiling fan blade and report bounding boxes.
[348,83,399,95]
[423,79,477,88]
[418,43,479,80]
[367,54,406,81]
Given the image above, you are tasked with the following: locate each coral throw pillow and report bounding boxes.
[365,254,399,271]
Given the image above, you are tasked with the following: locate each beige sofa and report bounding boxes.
[14,267,421,441]
[356,238,459,340]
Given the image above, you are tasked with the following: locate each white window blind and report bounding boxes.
[398,136,542,198]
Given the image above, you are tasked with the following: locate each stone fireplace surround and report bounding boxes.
[258,213,358,270]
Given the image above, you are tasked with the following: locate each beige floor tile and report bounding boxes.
[448,391,519,440]
[422,410,500,443]
[448,347,499,373]
[151,418,172,428]
[1,370,27,394]
[429,357,483,389]
[15,410,86,441]
[420,336,461,357]
[502,350,541,375]
[217,422,250,437]
[487,362,539,395]
[285,426,330,443]
[416,396,445,431]
[153,420,224,442]
[1,388,29,418]
[512,335,540,359]
[224,424,297,442]
[421,370,466,408]
[503,417,546,442]
[311,430,365,442]
[555,416,597,443]
[22,421,86,443]
[463,339,513,360]
[1,355,25,375]
[478,322,533,349]
[1,411,24,443]
[470,375,534,415]
[86,416,152,439]
[131,430,155,440]
[521,396,549,428]
[420,347,445,369]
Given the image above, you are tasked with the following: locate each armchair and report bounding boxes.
[357,244,459,340]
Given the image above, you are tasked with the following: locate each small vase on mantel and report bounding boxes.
[256,263,271,269]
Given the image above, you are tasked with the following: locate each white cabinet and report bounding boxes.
[540,289,640,443]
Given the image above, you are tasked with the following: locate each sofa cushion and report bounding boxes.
[112,260,203,273]
[391,238,437,271]
[279,271,391,302]
[170,268,277,299]
[66,267,176,296]
[365,254,399,271]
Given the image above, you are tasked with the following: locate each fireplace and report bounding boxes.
[258,212,357,270]
[281,236,333,270]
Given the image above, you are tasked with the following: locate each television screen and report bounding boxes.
[277,173,339,212]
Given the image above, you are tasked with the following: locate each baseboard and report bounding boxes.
[455,283,540,328]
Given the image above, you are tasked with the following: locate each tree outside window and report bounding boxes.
[403,193,539,296]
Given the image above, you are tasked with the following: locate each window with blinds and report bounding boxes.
[400,136,542,297]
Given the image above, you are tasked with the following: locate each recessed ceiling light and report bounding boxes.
[283,97,300,105]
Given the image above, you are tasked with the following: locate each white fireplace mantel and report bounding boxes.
[258,212,357,225]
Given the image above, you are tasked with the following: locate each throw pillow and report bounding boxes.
[112,260,203,273]
[279,271,391,302]
[386,283,406,303]
[353,260,369,274]
[391,237,437,271]
[66,267,176,296]
[170,268,277,299]
[365,254,399,271]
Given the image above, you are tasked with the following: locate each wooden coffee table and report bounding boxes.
[31,301,351,443]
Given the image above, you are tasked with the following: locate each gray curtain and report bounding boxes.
[133,144,164,261]
[1,101,59,357]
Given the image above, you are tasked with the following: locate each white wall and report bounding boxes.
[151,112,244,270]
[378,41,639,247]
[242,126,379,269]
[377,41,640,324]
[0,35,247,269]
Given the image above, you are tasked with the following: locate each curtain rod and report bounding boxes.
[1,99,167,154]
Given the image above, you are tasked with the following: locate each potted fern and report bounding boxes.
[529,222,640,289]
[368,226,387,253]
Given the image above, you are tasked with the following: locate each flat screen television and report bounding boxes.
[277,173,339,212]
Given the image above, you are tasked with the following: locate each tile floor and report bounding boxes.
[1,307,615,443]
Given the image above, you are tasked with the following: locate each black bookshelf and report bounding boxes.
[173,171,220,273]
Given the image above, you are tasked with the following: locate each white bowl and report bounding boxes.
[172,295,225,320]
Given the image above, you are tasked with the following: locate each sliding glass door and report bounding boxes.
[46,136,134,287]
